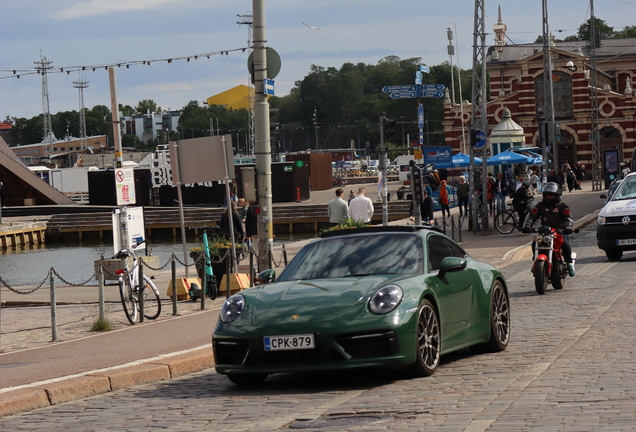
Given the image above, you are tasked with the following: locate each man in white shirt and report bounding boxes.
[327,188,349,225]
[348,187,374,223]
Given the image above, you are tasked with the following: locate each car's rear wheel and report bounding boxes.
[226,373,268,385]
[486,280,510,352]
[605,249,623,261]
[410,299,440,377]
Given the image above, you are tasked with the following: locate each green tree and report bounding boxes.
[135,99,160,114]
[616,25,636,38]
[574,17,614,40]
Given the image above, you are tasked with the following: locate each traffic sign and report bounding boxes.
[382,85,417,93]
[415,71,423,85]
[473,129,487,148]
[264,78,275,95]
[420,91,444,98]
[421,84,445,91]
[418,104,424,130]
[420,65,430,73]
[389,91,417,99]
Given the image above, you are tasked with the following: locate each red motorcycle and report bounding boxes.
[530,226,578,295]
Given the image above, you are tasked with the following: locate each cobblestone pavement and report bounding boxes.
[3,223,636,431]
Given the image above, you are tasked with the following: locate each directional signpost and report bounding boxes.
[382,84,446,99]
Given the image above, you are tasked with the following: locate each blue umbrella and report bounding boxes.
[486,150,532,166]
[435,152,482,169]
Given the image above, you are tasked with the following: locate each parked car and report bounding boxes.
[597,172,636,261]
[212,225,511,385]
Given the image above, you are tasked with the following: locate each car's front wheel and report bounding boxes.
[605,249,623,261]
[486,280,510,352]
[410,298,440,377]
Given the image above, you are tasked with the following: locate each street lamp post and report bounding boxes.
[447,27,456,105]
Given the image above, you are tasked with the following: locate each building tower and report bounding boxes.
[34,53,57,152]
[73,75,89,151]
[238,13,255,155]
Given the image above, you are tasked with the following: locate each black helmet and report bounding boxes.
[542,182,562,205]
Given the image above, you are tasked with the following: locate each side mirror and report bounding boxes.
[438,257,467,279]
[257,269,276,285]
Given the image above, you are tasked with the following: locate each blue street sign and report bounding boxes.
[473,129,487,148]
[382,85,417,93]
[389,91,417,99]
[420,65,430,73]
[415,71,423,85]
[419,130,424,145]
[421,84,445,91]
[264,78,275,95]
[420,90,444,98]
[418,104,424,130]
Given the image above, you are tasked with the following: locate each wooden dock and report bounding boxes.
[0,221,47,247]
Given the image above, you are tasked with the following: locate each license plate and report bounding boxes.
[264,334,315,351]
[617,238,636,246]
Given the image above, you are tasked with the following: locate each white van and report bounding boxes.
[597,171,636,261]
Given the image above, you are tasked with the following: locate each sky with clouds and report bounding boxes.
[1,0,634,121]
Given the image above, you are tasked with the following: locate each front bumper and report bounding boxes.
[597,222,636,251]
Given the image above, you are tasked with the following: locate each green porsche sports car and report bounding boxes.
[212,226,510,385]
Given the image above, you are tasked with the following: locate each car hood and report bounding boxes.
[248,276,395,326]
[600,199,636,217]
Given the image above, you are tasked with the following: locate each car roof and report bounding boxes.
[320,225,443,238]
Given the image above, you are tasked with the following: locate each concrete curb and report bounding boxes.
[0,347,215,418]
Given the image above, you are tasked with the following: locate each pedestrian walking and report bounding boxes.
[573,162,584,189]
[348,187,374,223]
[456,176,469,216]
[439,179,451,218]
[327,188,349,225]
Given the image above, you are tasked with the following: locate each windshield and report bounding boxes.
[612,177,636,200]
[278,233,424,281]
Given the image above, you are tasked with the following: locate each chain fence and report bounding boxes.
[0,244,288,353]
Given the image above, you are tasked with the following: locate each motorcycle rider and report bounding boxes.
[522,182,575,277]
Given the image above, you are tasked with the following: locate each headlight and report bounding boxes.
[542,235,552,243]
[598,215,606,226]
[369,285,403,315]
[220,294,245,323]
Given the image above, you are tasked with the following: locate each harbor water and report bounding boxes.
[0,233,316,288]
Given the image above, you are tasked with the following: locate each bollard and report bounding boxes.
[249,250,255,287]
[225,254,231,299]
[450,215,456,241]
[171,255,178,316]
[50,270,58,342]
[138,263,144,323]
[282,244,288,266]
[296,187,301,203]
[268,243,273,269]
[98,264,105,323]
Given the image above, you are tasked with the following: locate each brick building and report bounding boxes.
[444,13,636,182]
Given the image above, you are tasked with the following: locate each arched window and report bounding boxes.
[535,71,573,120]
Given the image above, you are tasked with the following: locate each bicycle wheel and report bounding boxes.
[495,211,517,234]
[119,277,138,324]
[140,275,161,320]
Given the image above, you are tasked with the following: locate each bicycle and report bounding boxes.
[114,240,161,324]
[494,199,534,234]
